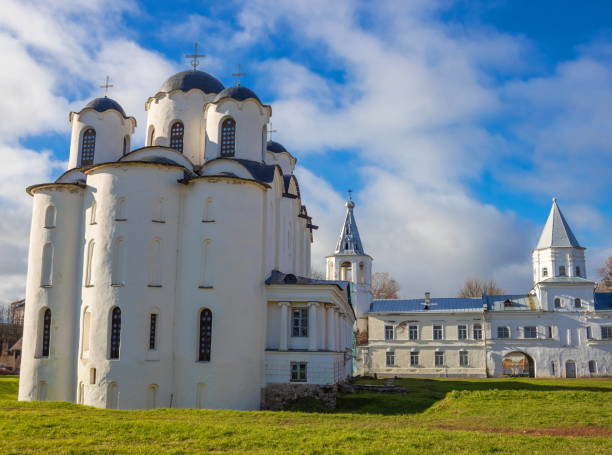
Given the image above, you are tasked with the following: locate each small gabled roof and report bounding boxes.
[535,198,582,249]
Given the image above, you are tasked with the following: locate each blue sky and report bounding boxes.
[1,0,611,301]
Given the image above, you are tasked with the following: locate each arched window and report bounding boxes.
[340,262,352,281]
[40,308,51,357]
[41,242,54,286]
[170,121,184,153]
[554,298,561,308]
[220,118,236,157]
[109,307,121,359]
[149,238,161,286]
[81,308,91,357]
[559,265,566,276]
[148,126,155,146]
[44,205,56,228]
[200,239,212,288]
[90,199,97,225]
[85,240,95,286]
[123,135,130,156]
[198,308,212,361]
[359,262,365,284]
[111,237,125,286]
[81,128,96,165]
[115,197,126,221]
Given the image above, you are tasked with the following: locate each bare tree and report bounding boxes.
[458,278,505,298]
[372,272,400,299]
[310,269,326,280]
[597,257,612,292]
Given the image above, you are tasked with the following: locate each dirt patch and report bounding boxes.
[435,424,612,438]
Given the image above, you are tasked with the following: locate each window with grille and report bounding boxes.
[410,351,419,366]
[41,309,51,357]
[198,309,212,361]
[433,325,443,340]
[435,351,444,367]
[149,314,158,350]
[497,326,510,338]
[459,351,468,367]
[291,308,308,337]
[290,362,307,382]
[408,325,418,340]
[473,324,482,340]
[384,325,394,340]
[385,351,395,366]
[170,121,184,153]
[602,326,612,339]
[524,326,537,338]
[220,118,236,156]
[110,307,121,359]
[81,128,96,165]
[458,325,467,340]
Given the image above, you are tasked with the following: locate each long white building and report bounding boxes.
[18,69,355,410]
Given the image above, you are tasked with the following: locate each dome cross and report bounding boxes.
[185,42,206,71]
[232,64,247,86]
[266,122,277,141]
[99,76,113,98]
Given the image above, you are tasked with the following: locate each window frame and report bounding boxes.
[169,120,185,154]
[220,117,236,157]
[433,324,443,340]
[459,350,469,367]
[497,326,510,339]
[601,326,612,340]
[524,326,537,339]
[109,307,122,360]
[198,308,213,362]
[291,307,309,337]
[149,313,158,351]
[408,325,418,340]
[385,351,395,367]
[384,325,394,340]
[40,308,51,358]
[458,324,467,340]
[434,351,444,367]
[290,361,307,382]
[473,323,482,340]
[80,128,96,166]
[410,351,419,366]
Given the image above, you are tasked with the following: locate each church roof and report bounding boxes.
[335,195,366,255]
[483,294,538,311]
[535,198,582,249]
[265,270,349,290]
[213,85,261,104]
[84,97,126,116]
[159,70,224,94]
[267,141,289,154]
[370,297,484,313]
[234,159,277,183]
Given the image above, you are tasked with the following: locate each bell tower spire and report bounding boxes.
[335,190,366,255]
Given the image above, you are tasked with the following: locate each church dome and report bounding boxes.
[159,70,224,94]
[213,86,261,104]
[84,97,126,117]
[266,140,289,154]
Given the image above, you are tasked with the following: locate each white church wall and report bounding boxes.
[265,351,349,385]
[264,150,295,175]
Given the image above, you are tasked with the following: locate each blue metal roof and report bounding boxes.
[595,292,612,311]
[267,141,289,154]
[159,70,224,94]
[213,85,261,103]
[84,97,126,116]
[370,297,484,313]
[483,294,537,311]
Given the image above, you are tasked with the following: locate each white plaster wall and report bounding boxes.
[69,110,135,168]
[535,283,595,312]
[265,351,350,385]
[264,150,295,175]
[532,247,587,284]
[19,186,84,402]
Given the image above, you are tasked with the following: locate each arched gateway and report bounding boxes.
[502,352,535,377]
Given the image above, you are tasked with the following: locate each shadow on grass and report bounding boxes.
[287,378,612,415]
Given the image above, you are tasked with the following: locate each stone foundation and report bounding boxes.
[261,383,338,410]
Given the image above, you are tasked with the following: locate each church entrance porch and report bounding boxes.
[501,352,535,377]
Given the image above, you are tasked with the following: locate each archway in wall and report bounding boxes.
[502,351,535,377]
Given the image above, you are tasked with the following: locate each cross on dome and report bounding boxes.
[185,42,206,71]
[232,64,247,86]
[266,123,277,141]
[100,76,113,98]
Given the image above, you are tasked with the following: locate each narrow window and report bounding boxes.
[111,237,125,286]
[410,351,419,366]
[290,362,307,382]
[551,361,556,376]
[40,308,51,357]
[554,298,561,309]
[89,368,96,384]
[385,351,395,367]
[123,135,129,156]
[115,197,126,221]
[459,351,469,367]
[433,325,443,340]
[109,307,121,359]
[588,360,597,374]
[435,351,444,367]
[384,325,394,340]
[408,325,418,340]
[89,199,97,225]
[548,326,554,338]
[458,325,467,340]
[148,238,161,286]
[575,266,581,277]
[81,128,96,165]
[44,205,56,228]
[41,242,54,287]
[149,126,155,146]
[200,239,212,287]
[203,197,214,222]
[340,262,352,281]
[602,326,612,339]
[359,262,365,284]
[291,308,308,337]
[220,118,236,157]
[559,265,566,276]
[85,240,95,287]
[542,267,548,277]
[574,298,582,308]
[524,326,537,338]
[586,326,593,340]
[198,309,212,361]
[82,309,91,355]
[473,323,482,340]
[149,314,158,350]
[170,121,184,153]
[497,326,510,339]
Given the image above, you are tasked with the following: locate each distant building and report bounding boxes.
[0,299,24,372]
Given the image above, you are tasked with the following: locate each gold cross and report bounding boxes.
[185,42,206,71]
[266,122,277,141]
[100,76,113,97]
[232,64,247,86]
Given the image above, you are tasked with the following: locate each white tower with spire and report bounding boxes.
[532,198,596,310]
[326,193,372,322]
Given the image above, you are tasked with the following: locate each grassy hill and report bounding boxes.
[0,376,611,454]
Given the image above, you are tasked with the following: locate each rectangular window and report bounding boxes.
[473,324,482,340]
[290,362,307,382]
[435,351,444,367]
[89,368,96,385]
[149,314,158,350]
[524,326,537,339]
[386,351,395,366]
[586,326,593,340]
[588,360,597,374]
[497,326,510,339]
[458,325,467,340]
[542,267,548,277]
[547,326,553,338]
[410,351,419,366]
[459,351,468,367]
[291,308,308,337]
[433,325,443,340]
[602,326,612,339]
[408,325,418,340]
[384,325,395,340]
[551,361,556,376]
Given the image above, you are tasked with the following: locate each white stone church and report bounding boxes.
[17,65,612,411]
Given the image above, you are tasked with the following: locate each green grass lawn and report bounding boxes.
[0,376,611,454]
